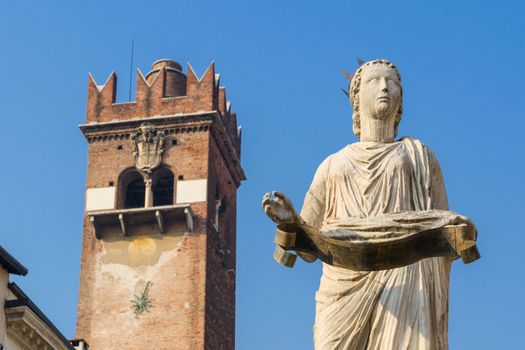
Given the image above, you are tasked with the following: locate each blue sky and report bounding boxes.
[0,0,523,348]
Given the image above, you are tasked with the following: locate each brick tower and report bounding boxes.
[76,59,244,350]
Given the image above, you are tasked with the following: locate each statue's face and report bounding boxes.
[359,64,401,120]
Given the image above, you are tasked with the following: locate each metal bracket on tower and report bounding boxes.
[155,210,165,234]
[89,216,101,239]
[118,214,127,236]
[184,207,194,233]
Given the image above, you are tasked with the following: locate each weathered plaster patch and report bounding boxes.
[101,233,182,267]
[91,230,193,337]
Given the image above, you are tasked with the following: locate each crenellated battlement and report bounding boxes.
[86,59,240,151]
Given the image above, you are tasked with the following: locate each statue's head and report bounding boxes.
[349,59,403,139]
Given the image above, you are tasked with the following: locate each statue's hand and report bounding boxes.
[262,191,302,225]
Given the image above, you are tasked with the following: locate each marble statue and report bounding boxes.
[262,59,479,350]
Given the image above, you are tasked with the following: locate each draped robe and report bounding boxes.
[301,137,451,350]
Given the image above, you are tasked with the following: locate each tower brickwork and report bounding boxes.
[76,59,244,350]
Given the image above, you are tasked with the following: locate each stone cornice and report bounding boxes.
[79,110,246,185]
[6,305,74,350]
[209,118,245,185]
[79,111,215,141]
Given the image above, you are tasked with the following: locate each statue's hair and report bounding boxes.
[349,59,403,138]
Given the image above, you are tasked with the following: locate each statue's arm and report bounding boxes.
[428,149,456,268]
[300,158,329,231]
[428,149,449,210]
[262,157,330,227]
[261,159,329,265]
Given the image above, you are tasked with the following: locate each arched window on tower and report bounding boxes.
[118,168,145,209]
[152,167,175,206]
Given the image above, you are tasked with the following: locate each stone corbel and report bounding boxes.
[156,210,165,233]
[184,207,194,233]
[89,216,101,239]
[118,214,127,236]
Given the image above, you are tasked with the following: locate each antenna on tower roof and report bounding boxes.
[128,38,135,101]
